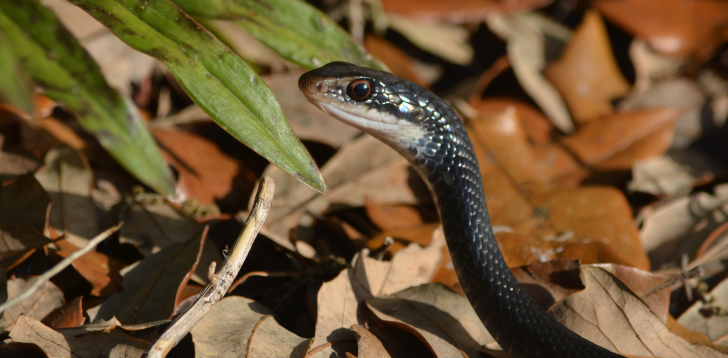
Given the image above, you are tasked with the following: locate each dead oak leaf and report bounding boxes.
[544,9,631,124]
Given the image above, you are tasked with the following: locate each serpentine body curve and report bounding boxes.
[299,62,624,358]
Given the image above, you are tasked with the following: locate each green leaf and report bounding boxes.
[174,0,386,71]
[0,29,33,115]
[68,0,326,192]
[0,0,176,196]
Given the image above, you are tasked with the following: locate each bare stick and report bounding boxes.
[0,222,123,314]
[147,176,275,358]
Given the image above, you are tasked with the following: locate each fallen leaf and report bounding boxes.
[679,278,728,343]
[0,147,42,182]
[35,147,97,247]
[593,0,728,56]
[468,108,651,269]
[41,296,85,329]
[0,174,51,257]
[487,12,574,133]
[619,79,704,149]
[118,199,222,285]
[350,324,392,358]
[558,108,680,171]
[20,117,85,152]
[544,10,631,124]
[549,266,725,357]
[311,236,446,357]
[381,0,552,23]
[364,35,429,88]
[364,198,425,230]
[190,296,310,358]
[386,13,473,66]
[629,39,687,94]
[152,127,256,207]
[628,153,715,196]
[10,315,149,358]
[263,134,427,247]
[54,238,124,296]
[0,277,64,330]
[640,183,728,265]
[366,284,502,357]
[96,229,206,324]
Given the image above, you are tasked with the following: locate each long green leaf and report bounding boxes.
[174,0,386,71]
[0,29,33,115]
[68,0,326,192]
[0,0,176,196]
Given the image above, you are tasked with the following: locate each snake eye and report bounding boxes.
[347,79,373,101]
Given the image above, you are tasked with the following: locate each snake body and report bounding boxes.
[299,62,623,358]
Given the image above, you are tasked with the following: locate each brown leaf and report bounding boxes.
[0,175,51,257]
[549,266,725,357]
[152,128,256,207]
[470,98,554,145]
[593,0,728,56]
[35,147,98,246]
[190,296,310,358]
[367,223,439,254]
[263,135,427,248]
[544,10,631,124]
[95,229,206,324]
[558,108,680,171]
[381,0,552,23]
[119,199,222,285]
[311,238,446,357]
[0,277,64,330]
[10,315,149,358]
[364,198,425,230]
[678,276,728,343]
[366,284,504,357]
[350,324,392,358]
[467,108,650,269]
[54,239,124,297]
[364,35,429,87]
[41,296,85,329]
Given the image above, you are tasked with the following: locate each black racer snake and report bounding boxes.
[299,62,624,358]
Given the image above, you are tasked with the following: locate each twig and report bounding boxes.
[0,222,123,314]
[147,176,275,358]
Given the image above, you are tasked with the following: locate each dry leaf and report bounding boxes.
[35,147,97,247]
[619,79,704,149]
[544,10,631,124]
[152,128,256,207]
[366,284,503,357]
[190,296,310,358]
[487,12,574,133]
[679,277,728,343]
[558,109,680,171]
[41,296,85,329]
[96,230,206,324]
[54,238,124,296]
[0,277,64,330]
[628,154,715,196]
[593,0,728,56]
[468,108,650,269]
[549,266,725,357]
[364,35,429,88]
[311,236,446,357]
[640,183,728,264]
[381,0,552,23]
[364,198,425,230]
[9,315,149,358]
[386,13,473,66]
[350,324,392,358]
[0,174,51,256]
[263,135,426,246]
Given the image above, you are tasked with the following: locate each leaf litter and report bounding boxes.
[3,1,728,357]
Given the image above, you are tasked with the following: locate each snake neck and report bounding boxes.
[408,116,621,358]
